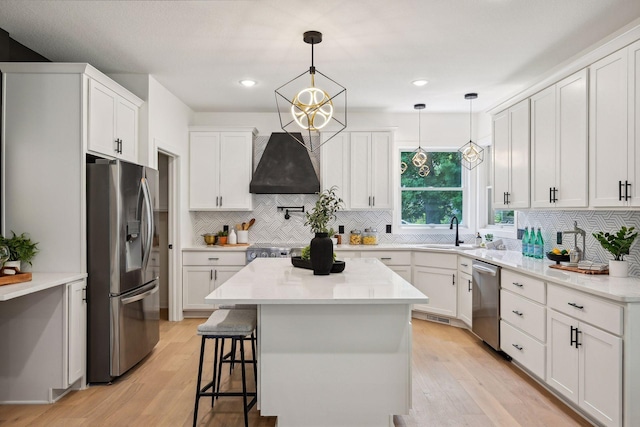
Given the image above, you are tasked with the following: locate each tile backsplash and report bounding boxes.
[514,210,640,276]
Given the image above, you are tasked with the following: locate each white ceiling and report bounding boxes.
[1,0,640,114]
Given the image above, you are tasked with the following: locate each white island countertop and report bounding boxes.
[0,272,87,301]
[206,257,429,305]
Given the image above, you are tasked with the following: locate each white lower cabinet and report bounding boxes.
[412,252,457,316]
[500,269,547,380]
[546,287,622,427]
[457,256,473,327]
[67,280,86,386]
[182,251,245,312]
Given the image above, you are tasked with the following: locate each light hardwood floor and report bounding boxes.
[0,316,592,427]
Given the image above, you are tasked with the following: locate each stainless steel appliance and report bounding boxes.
[246,243,304,264]
[472,260,501,351]
[87,158,159,383]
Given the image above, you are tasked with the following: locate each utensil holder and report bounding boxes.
[237,230,249,244]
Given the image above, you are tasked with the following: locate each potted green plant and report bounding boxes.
[593,226,638,277]
[0,231,39,272]
[304,186,343,275]
[216,230,228,245]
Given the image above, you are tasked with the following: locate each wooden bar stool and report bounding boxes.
[193,309,257,427]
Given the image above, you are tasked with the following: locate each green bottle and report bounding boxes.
[533,228,544,259]
[522,227,529,257]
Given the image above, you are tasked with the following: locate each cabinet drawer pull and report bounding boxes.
[512,344,523,351]
[568,302,584,310]
[512,310,523,317]
[512,282,524,288]
[380,257,392,260]
[208,257,219,261]
[460,263,468,267]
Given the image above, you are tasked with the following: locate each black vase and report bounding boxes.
[310,232,333,275]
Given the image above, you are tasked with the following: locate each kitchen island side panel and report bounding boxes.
[259,303,411,427]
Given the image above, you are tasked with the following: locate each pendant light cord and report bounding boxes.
[469,97,472,141]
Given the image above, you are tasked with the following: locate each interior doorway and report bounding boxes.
[157,152,170,320]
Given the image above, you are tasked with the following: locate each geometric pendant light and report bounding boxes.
[458,92,484,170]
[275,31,347,152]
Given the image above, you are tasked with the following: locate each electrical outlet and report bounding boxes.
[386,224,392,233]
[338,225,344,234]
[557,232,563,245]
[517,228,524,239]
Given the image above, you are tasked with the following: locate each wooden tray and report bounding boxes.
[217,243,250,247]
[0,271,33,286]
[549,264,609,275]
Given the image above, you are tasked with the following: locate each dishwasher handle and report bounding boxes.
[473,263,498,276]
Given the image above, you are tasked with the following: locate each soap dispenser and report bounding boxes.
[475,232,482,246]
[228,228,237,245]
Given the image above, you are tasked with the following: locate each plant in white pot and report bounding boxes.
[0,231,39,272]
[304,186,343,275]
[593,226,638,278]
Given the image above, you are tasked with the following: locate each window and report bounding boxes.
[484,146,515,228]
[400,151,464,226]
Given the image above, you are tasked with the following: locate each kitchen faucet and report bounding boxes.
[561,221,586,261]
[450,215,463,246]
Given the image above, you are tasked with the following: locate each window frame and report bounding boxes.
[394,146,474,235]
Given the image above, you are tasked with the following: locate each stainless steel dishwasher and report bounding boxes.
[472,260,501,351]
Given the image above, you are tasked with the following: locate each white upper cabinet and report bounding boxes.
[321,132,351,207]
[88,79,139,164]
[492,99,530,209]
[321,131,392,210]
[531,69,588,208]
[350,132,392,210]
[589,42,640,207]
[189,129,255,211]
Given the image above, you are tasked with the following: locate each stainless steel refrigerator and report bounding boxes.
[86,158,159,383]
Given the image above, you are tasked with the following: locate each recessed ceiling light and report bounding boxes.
[239,79,257,87]
[412,80,428,87]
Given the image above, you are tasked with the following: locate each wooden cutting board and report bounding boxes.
[0,271,33,286]
[549,264,609,275]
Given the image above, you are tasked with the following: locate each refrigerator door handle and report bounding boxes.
[140,176,154,272]
[121,282,159,305]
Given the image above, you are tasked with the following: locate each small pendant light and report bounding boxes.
[412,103,429,176]
[459,93,484,170]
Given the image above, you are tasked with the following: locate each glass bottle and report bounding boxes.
[521,227,529,257]
[534,228,544,259]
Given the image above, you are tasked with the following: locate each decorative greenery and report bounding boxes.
[305,186,344,234]
[300,245,336,262]
[593,226,638,261]
[301,245,311,261]
[216,230,228,237]
[0,231,39,266]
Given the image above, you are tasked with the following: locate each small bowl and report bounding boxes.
[546,253,570,264]
[202,234,216,246]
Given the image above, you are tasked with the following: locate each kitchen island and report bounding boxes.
[206,257,429,427]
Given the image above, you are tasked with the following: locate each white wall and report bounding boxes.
[190,111,491,149]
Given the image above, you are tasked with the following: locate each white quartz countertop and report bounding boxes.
[0,272,87,301]
[206,257,429,305]
[183,245,250,252]
[462,249,640,302]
